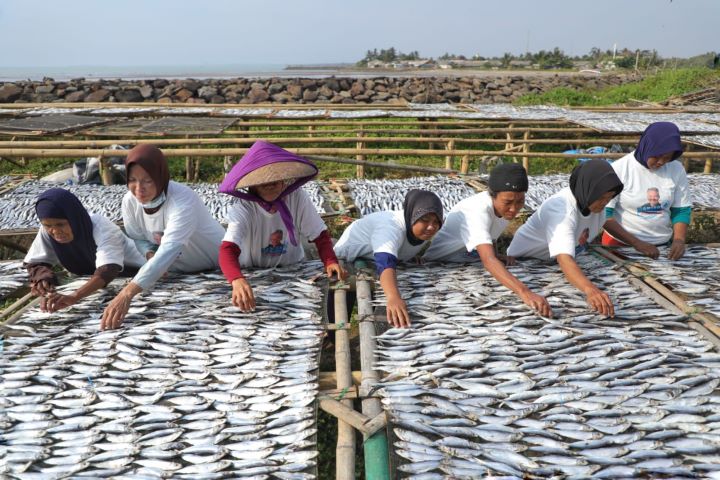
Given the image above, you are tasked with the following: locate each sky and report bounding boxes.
[1,0,717,67]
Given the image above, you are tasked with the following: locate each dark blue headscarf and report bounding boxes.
[35,188,97,276]
[634,122,683,168]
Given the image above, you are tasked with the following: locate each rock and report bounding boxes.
[35,84,55,94]
[268,83,284,95]
[248,88,269,103]
[325,78,340,91]
[84,89,111,102]
[372,91,391,101]
[287,84,303,100]
[185,97,206,104]
[501,86,513,96]
[65,91,86,102]
[115,89,144,102]
[330,94,344,103]
[271,92,292,103]
[209,95,226,104]
[139,85,154,99]
[302,89,319,102]
[0,84,23,102]
[153,79,169,88]
[156,97,173,103]
[174,88,194,102]
[198,86,218,99]
[349,81,365,97]
[339,90,352,98]
[354,94,370,102]
[180,79,202,92]
[318,85,334,98]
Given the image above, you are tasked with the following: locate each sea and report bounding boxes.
[0,64,361,82]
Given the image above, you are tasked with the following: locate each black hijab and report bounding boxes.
[35,188,97,276]
[403,189,444,246]
[569,160,623,216]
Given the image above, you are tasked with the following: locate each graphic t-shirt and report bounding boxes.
[223,189,326,268]
[606,152,691,244]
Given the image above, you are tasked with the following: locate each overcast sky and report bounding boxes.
[1,0,717,67]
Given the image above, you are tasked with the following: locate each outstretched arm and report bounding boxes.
[477,244,553,317]
[603,218,659,259]
[556,253,614,317]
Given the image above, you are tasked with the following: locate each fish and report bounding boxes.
[0,262,325,478]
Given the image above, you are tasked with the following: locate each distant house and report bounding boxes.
[447,59,487,68]
[367,60,385,69]
[509,60,532,68]
[407,59,436,69]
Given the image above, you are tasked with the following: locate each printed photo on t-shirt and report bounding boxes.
[261,229,287,256]
[637,187,664,215]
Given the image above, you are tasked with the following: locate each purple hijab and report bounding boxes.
[634,122,683,168]
[219,141,318,246]
[35,188,97,276]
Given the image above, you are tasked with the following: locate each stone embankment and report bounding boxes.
[0,74,639,104]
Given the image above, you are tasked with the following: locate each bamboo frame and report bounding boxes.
[333,287,355,480]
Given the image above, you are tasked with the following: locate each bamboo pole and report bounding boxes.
[9,147,720,159]
[0,136,653,148]
[704,158,714,174]
[333,287,355,480]
[522,131,530,171]
[356,131,365,179]
[0,292,33,323]
[318,397,387,437]
[445,139,455,170]
[355,260,391,480]
[184,135,193,182]
[220,126,600,136]
[460,155,470,174]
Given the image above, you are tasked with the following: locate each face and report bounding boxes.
[647,190,660,206]
[269,231,283,246]
[411,213,441,241]
[41,218,73,243]
[588,191,617,213]
[492,191,525,220]
[646,152,674,170]
[128,165,158,204]
[253,180,286,202]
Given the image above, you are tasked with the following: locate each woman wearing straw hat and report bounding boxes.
[101,144,225,330]
[218,141,345,312]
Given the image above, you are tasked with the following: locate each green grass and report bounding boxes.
[516,68,720,106]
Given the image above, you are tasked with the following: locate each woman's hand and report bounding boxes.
[31,279,55,297]
[146,251,155,260]
[231,278,256,312]
[584,287,614,317]
[100,291,133,330]
[42,293,78,313]
[326,263,347,281]
[519,290,553,318]
[497,254,516,266]
[386,296,411,328]
[633,240,660,259]
[668,239,686,260]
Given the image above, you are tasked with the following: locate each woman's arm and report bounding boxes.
[477,244,553,317]
[668,217,688,260]
[602,218,659,258]
[378,265,410,328]
[556,253,614,317]
[45,264,121,312]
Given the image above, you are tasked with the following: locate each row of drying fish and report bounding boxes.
[373,254,720,479]
[0,262,326,479]
[522,173,720,212]
[0,260,27,301]
[617,244,720,320]
[0,180,326,230]
[348,176,476,216]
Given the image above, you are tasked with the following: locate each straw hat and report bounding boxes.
[234,161,317,190]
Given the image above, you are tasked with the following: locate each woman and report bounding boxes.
[603,122,691,260]
[507,159,630,317]
[334,189,443,328]
[25,188,145,313]
[218,141,344,312]
[424,163,552,317]
[101,144,225,330]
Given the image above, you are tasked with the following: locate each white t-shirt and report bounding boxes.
[507,187,605,260]
[334,210,427,262]
[223,189,327,268]
[122,181,225,272]
[606,152,691,245]
[25,213,145,270]
[423,191,509,261]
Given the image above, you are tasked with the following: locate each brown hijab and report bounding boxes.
[125,144,170,197]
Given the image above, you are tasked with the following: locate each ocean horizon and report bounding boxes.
[0,64,356,82]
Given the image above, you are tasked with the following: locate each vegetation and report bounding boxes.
[516,68,720,106]
[356,48,421,66]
